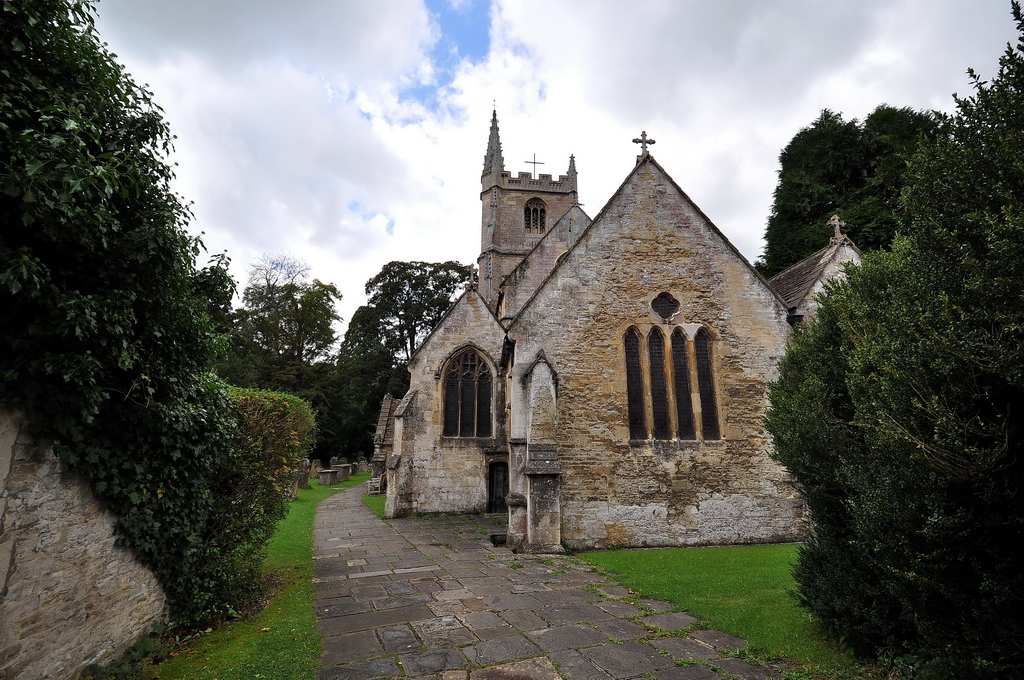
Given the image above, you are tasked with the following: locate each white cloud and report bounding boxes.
[93,0,1020,330]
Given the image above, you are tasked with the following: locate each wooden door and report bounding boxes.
[487,462,508,513]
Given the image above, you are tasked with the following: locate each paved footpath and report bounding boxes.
[314,484,780,680]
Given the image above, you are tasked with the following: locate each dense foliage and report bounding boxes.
[0,0,306,626]
[202,389,315,613]
[218,254,341,388]
[767,8,1024,677]
[758,105,938,277]
[365,260,473,361]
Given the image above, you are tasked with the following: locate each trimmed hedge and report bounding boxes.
[200,389,315,614]
[767,9,1024,677]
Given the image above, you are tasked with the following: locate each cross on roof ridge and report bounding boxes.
[632,131,656,154]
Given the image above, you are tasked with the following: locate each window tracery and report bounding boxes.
[442,350,492,437]
[524,198,546,233]
[624,320,720,441]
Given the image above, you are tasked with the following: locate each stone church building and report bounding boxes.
[374,113,858,552]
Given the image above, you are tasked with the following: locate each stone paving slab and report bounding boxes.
[314,484,781,680]
[691,628,747,651]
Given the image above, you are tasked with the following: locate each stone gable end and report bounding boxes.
[506,157,803,549]
[387,290,509,517]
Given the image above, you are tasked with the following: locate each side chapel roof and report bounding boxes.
[373,393,398,447]
[768,223,862,311]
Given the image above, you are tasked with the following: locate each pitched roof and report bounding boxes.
[373,394,398,447]
[507,153,788,332]
[769,235,860,310]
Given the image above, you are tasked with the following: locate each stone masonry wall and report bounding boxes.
[387,290,509,517]
[0,408,167,680]
[508,158,806,550]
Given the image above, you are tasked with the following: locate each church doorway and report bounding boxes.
[487,462,509,513]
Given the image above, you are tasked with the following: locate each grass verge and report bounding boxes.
[151,472,371,680]
[580,544,863,676]
[362,493,385,518]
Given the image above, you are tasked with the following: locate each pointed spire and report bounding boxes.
[567,154,578,191]
[482,109,505,178]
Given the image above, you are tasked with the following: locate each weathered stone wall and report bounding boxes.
[498,205,591,323]
[386,290,508,517]
[0,408,167,680]
[801,241,861,318]
[508,158,805,550]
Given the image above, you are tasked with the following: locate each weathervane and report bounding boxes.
[632,131,656,154]
[524,153,545,179]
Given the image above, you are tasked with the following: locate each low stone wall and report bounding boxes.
[0,408,167,680]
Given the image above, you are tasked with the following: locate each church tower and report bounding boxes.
[477,111,578,309]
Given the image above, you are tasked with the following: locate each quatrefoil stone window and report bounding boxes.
[651,293,679,321]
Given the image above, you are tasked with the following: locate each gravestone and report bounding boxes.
[296,461,310,490]
[329,456,343,470]
[308,459,323,479]
[285,470,301,501]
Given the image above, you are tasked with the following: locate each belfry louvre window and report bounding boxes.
[624,324,719,441]
[443,350,492,437]
[524,198,546,233]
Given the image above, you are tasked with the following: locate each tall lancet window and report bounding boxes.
[695,328,720,440]
[443,350,492,437]
[624,328,646,439]
[671,329,696,440]
[524,198,546,233]
[648,328,671,440]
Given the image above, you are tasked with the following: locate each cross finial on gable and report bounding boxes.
[632,131,656,155]
[828,214,846,239]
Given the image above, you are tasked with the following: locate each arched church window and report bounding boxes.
[648,328,671,439]
[524,198,546,233]
[671,329,696,440]
[443,350,492,437]
[622,323,718,442]
[695,328,720,440]
[624,328,646,439]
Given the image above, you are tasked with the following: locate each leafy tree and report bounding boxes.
[219,254,341,393]
[311,262,469,458]
[365,260,473,361]
[767,7,1024,676]
[759,105,939,277]
[0,0,245,623]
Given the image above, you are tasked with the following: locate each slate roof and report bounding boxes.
[769,235,859,310]
[373,394,398,448]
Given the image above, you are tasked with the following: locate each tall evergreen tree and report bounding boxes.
[759,105,938,277]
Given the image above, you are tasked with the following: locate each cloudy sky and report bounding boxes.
[93,0,1019,330]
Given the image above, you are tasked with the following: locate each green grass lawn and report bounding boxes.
[580,544,862,676]
[362,493,385,518]
[152,472,370,680]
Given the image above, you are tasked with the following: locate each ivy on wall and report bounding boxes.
[1,0,309,625]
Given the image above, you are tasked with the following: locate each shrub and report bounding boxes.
[767,7,1024,677]
[198,389,315,615]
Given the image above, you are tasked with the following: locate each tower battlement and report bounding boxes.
[498,171,575,192]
